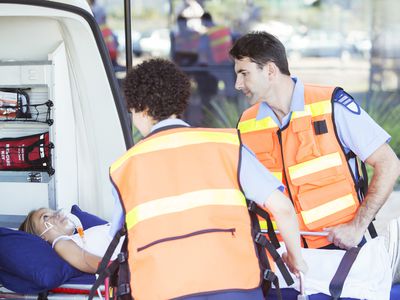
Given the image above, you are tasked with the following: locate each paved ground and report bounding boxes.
[375,190,400,234]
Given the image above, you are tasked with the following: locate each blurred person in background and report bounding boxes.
[198,12,236,100]
[171,15,200,67]
[176,0,204,31]
[88,0,123,71]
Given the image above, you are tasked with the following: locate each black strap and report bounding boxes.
[359,161,378,239]
[37,291,48,300]
[360,161,369,196]
[246,201,276,298]
[329,247,361,300]
[116,251,132,299]
[347,153,378,240]
[89,259,120,300]
[89,227,129,300]
[97,227,126,274]
[263,269,283,300]
[255,232,294,286]
[248,201,280,249]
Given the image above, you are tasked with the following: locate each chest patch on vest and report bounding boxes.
[334,89,361,115]
[313,120,328,135]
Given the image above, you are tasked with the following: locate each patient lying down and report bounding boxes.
[19,208,124,274]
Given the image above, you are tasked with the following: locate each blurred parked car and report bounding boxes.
[286,30,353,59]
[135,28,171,57]
[114,29,142,58]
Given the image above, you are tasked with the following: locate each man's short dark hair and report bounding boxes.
[123,59,191,122]
[229,31,290,75]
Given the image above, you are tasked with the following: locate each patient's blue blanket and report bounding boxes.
[0,205,104,293]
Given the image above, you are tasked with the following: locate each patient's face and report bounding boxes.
[33,208,75,241]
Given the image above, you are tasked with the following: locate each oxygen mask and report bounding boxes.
[48,208,85,240]
[65,211,85,240]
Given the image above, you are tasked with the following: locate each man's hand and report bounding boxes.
[324,221,365,249]
[282,252,308,278]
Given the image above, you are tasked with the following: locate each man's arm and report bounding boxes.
[264,189,307,276]
[326,143,400,249]
[239,145,307,275]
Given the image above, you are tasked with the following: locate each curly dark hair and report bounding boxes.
[229,31,290,76]
[123,58,191,122]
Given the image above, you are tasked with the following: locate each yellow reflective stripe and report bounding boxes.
[238,117,278,134]
[259,220,277,230]
[288,152,342,180]
[272,172,283,182]
[211,35,231,47]
[291,110,311,119]
[301,194,355,225]
[126,189,246,230]
[307,100,332,117]
[111,131,239,173]
[208,25,224,34]
[292,100,332,119]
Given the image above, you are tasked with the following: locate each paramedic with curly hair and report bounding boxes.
[109,58,307,300]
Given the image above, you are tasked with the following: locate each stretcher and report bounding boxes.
[0,282,105,300]
[264,230,400,300]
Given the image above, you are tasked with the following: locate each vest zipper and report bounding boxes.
[277,129,308,248]
[137,228,236,252]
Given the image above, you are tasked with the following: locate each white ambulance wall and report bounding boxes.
[0,17,63,62]
[50,42,79,212]
[0,6,126,221]
[58,16,127,220]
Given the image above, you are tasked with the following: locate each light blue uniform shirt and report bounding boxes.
[110,119,283,236]
[257,77,390,162]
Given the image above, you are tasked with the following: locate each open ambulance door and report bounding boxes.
[0,0,133,227]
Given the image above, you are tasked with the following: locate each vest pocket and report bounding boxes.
[137,228,236,252]
[295,129,321,163]
[296,180,358,230]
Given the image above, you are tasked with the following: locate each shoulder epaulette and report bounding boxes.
[333,88,361,115]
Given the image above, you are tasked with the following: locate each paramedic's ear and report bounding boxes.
[130,109,156,137]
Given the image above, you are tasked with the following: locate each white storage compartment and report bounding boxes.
[0,61,57,227]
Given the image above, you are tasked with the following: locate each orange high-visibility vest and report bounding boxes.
[207,25,232,63]
[110,127,263,300]
[238,85,360,249]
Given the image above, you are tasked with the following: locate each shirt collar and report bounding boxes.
[256,76,305,128]
[150,118,190,132]
[290,76,305,112]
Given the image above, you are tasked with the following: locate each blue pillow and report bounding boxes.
[0,206,106,293]
[70,204,108,229]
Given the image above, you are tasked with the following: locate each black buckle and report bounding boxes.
[255,232,267,246]
[118,252,127,263]
[263,269,277,282]
[248,200,257,212]
[117,283,131,296]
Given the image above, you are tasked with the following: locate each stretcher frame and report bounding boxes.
[0,283,104,299]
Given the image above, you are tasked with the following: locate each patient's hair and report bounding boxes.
[19,209,40,235]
